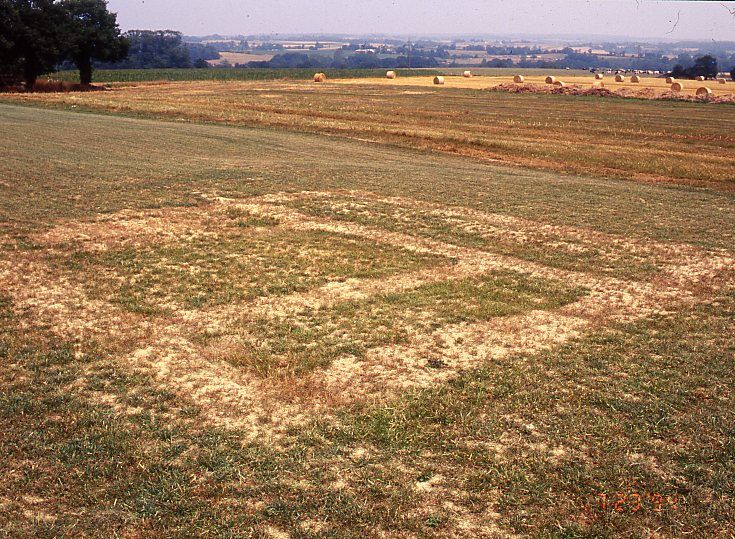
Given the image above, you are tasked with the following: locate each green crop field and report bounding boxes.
[47,67,442,83]
[0,81,734,538]
[45,67,588,84]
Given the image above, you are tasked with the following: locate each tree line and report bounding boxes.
[242,51,439,70]
[670,55,721,80]
[1,0,127,89]
[95,30,219,70]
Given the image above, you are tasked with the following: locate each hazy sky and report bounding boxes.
[106,1,735,41]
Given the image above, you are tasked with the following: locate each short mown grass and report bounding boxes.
[203,270,586,377]
[2,285,733,537]
[3,79,734,189]
[1,100,734,536]
[287,195,663,280]
[56,221,447,314]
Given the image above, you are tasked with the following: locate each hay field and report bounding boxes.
[1,88,734,538]
[4,78,735,189]
[334,73,735,98]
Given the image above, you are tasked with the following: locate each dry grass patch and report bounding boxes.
[201,270,586,378]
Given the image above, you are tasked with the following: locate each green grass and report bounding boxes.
[47,67,442,83]
[1,286,733,537]
[287,195,663,280]
[329,291,735,536]
[45,67,583,85]
[205,270,585,377]
[56,223,447,314]
[0,103,733,250]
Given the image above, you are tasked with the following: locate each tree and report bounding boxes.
[105,30,191,69]
[3,0,67,90]
[0,0,21,79]
[690,55,717,79]
[670,55,718,80]
[60,0,128,84]
[671,64,686,79]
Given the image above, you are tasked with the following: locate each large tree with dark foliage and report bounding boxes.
[0,0,21,79]
[106,30,191,69]
[1,0,67,89]
[60,0,128,84]
[671,54,718,80]
[690,55,718,78]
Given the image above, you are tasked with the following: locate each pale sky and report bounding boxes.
[106,0,735,41]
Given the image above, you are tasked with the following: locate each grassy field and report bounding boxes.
[0,91,734,538]
[3,77,734,191]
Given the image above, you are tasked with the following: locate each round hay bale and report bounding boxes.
[513,74,525,83]
[594,73,604,80]
[666,77,675,84]
[463,70,472,78]
[615,74,625,82]
[670,81,684,92]
[386,71,396,79]
[553,81,566,88]
[695,75,705,81]
[313,72,326,83]
[433,76,445,85]
[545,76,556,84]
[696,86,712,97]
[630,74,641,83]
[718,78,727,84]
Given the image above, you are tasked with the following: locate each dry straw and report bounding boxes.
[631,75,641,83]
[666,77,675,84]
[696,86,712,97]
[671,81,684,92]
[433,76,445,85]
[718,78,727,84]
[595,73,604,80]
[615,74,625,82]
[386,71,396,79]
[545,76,556,84]
[463,71,472,78]
[513,75,525,83]
[313,73,327,83]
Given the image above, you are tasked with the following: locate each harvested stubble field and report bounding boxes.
[334,73,735,99]
[0,83,734,538]
[3,77,735,190]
